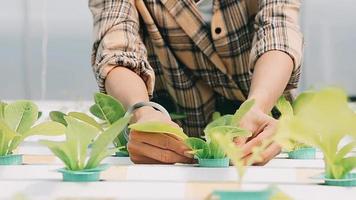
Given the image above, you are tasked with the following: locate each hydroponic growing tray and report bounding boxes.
[0,101,355,200]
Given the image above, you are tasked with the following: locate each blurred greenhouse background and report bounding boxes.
[0,0,356,100]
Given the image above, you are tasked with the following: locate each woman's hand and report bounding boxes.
[105,67,193,164]
[237,50,294,165]
[234,106,281,166]
[127,106,194,164]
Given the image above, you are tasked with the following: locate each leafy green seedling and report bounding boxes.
[0,100,66,157]
[212,131,271,183]
[275,97,313,152]
[41,115,131,170]
[204,99,254,138]
[190,100,254,159]
[211,124,289,198]
[129,100,254,160]
[275,87,356,179]
[89,93,127,153]
[206,100,291,198]
[50,93,129,157]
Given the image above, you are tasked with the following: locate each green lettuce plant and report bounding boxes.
[0,100,65,157]
[129,100,254,160]
[89,93,127,153]
[185,100,254,159]
[212,131,271,183]
[211,133,291,198]
[275,87,356,179]
[210,117,289,198]
[275,97,312,152]
[50,93,129,155]
[41,115,131,170]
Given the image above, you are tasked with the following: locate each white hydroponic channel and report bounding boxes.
[0,102,355,200]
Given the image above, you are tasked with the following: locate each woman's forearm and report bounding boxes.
[105,66,150,109]
[248,51,294,113]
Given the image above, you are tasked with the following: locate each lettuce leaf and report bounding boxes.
[50,111,67,126]
[0,100,66,156]
[86,116,131,169]
[4,101,38,134]
[90,93,127,151]
[129,121,188,140]
[92,93,125,124]
[68,112,103,131]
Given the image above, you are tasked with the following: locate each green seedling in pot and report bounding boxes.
[275,87,356,183]
[0,100,65,165]
[276,97,316,159]
[209,129,283,200]
[50,93,129,156]
[213,131,272,183]
[186,100,255,160]
[89,93,128,155]
[40,115,131,181]
[209,106,292,199]
[129,100,255,166]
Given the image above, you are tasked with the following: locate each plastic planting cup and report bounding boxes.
[198,157,230,168]
[57,164,109,182]
[311,173,356,187]
[60,170,101,182]
[0,154,23,165]
[324,173,356,187]
[287,147,316,159]
[115,151,129,157]
[211,188,273,200]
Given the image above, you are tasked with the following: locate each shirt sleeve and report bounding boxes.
[249,0,304,89]
[89,0,155,96]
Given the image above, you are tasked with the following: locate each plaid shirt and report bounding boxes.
[89,0,303,137]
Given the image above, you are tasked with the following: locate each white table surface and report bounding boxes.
[0,101,355,200]
[1,145,355,200]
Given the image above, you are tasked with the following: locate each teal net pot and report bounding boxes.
[57,164,109,182]
[0,154,23,165]
[115,151,129,157]
[211,188,273,200]
[198,157,229,168]
[287,147,316,159]
[324,173,356,187]
[60,171,100,182]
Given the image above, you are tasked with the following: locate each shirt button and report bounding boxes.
[215,27,222,34]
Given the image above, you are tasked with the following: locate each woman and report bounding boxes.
[89,0,303,165]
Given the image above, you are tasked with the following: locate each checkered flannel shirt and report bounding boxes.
[89,0,304,137]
